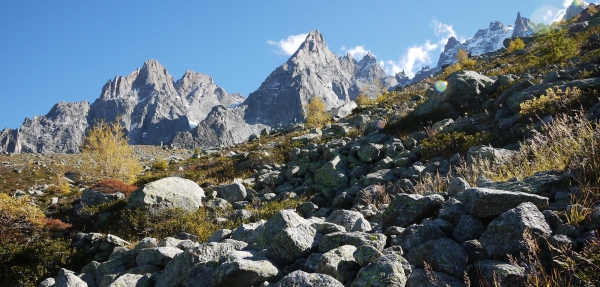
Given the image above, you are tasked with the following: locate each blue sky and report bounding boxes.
[0,0,587,129]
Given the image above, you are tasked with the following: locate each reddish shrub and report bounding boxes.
[92,179,138,198]
[42,218,72,233]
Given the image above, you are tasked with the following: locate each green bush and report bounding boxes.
[420,131,498,159]
[0,238,84,287]
[152,160,169,171]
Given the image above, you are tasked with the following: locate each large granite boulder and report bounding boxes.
[212,250,281,287]
[382,194,445,229]
[350,253,408,287]
[126,177,205,212]
[267,223,322,266]
[455,187,549,218]
[274,271,344,287]
[314,155,349,188]
[326,210,371,232]
[479,202,551,257]
[406,238,467,278]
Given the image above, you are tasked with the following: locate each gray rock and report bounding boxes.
[38,278,56,287]
[230,220,266,247]
[310,221,347,235]
[331,101,358,121]
[406,238,467,278]
[455,187,549,218]
[212,250,281,287]
[107,274,150,287]
[156,241,245,287]
[230,209,253,222]
[54,269,87,287]
[214,182,247,203]
[480,202,551,257]
[208,229,232,243]
[205,198,232,212]
[262,210,306,248]
[412,71,495,120]
[391,220,447,253]
[267,223,322,265]
[452,215,486,243]
[406,268,466,287]
[157,237,183,247]
[350,253,408,287]
[126,177,205,212]
[438,198,466,226]
[326,210,371,232]
[274,270,344,287]
[136,247,183,268]
[362,169,398,187]
[382,194,445,229]
[315,245,360,285]
[80,190,124,206]
[319,232,386,253]
[466,145,514,165]
[474,260,526,287]
[447,177,470,197]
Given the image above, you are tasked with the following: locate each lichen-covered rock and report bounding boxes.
[136,247,183,267]
[80,189,124,206]
[274,270,344,287]
[326,210,371,232]
[406,268,466,287]
[406,238,467,278]
[357,144,383,163]
[230,220,266,247]
[212,250,281,287]
[126,177,205,212]
[452,215,486,243]
[382,194,445,229]
[214,182,247,203]
[447,177,470,197]
[350,253,408,287]
[466,145,514,165]
[314,155,349,188]
[438,198,466,226]
[455,187,549,218]
[352,245,383,267]
[208,229,232,243]
[315,245,360,285]
[390,220,446,253]
[39,277,55,287]
[267,223,322,265]
[319,231,386,253]
[262,210,306,248]
[479,202,551,257]
[362,169,398,186]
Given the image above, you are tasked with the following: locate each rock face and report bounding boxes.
[563,0,589,21]
[0,60,243,153]
[243,30,393,126]
[0,101,90,154]
[436,21,514,69]
[512,12,535,37]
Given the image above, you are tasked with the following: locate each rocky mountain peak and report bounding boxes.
[513,12,535,37]
[564,0,590,20]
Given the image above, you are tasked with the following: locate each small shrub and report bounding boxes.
[456,48,476,67]
[508,37,526,52]
[303,97,330,128]
[0,194,45,242]
[519,87,584,117]
[420,131,498,159]
[152,160,169,171]
[92,179,138,198]
[355,93,372,108]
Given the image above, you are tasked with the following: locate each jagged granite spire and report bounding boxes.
[512,12,535,37]
[243,30,388,125]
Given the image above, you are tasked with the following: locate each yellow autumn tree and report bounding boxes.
[81,117,142,182]
[508,37,526,52]
[303,96,330,128]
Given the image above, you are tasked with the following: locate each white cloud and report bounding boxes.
[380,19,458,78]
[341,46,371,60]
[267,33,308,56]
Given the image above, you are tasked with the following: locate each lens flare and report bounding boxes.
[435,80,448,92]
[573,0,582,7]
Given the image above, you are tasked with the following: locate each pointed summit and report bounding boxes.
[513,12,535,37]
[564,0,589,21]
